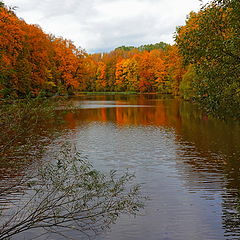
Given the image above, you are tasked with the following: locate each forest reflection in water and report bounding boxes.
[1,94,240,240]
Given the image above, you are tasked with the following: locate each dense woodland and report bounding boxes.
[0,0,239,117]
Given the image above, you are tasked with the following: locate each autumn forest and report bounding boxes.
[1,0,240,239]
[0,0,239,117]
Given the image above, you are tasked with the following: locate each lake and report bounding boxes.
[1,94,240,240]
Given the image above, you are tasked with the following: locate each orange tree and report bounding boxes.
[165,45,186,95]
[51,37,87,94]
[0,4,24,97]
[0,3,88,98]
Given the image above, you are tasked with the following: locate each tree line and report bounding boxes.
[1,0,239,116]
[0,3,89,98]
[0,2,186,97]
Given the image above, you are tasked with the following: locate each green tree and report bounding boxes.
[179,65,198,100]
[114,42,169,52]
[175,0,240,117]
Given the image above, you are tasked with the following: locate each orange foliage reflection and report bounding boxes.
[62,96,178,128]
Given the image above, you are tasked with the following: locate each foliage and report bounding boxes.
[165,45,186,95]
[115,58,139,91]
[96,61,107,91]
[137,42,169,52]
[180,65,198,100]
[0,4,89,98]
[115,42,169,52]
[115,45,135,51]
[0,144,144,240]
[175,0,240,117]
[90,47,185,93]
[0,3,186,97]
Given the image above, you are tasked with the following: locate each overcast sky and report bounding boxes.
[3,0,207,53]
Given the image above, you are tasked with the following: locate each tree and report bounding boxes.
[175,0,240,117]
[80,56,98,91]
[121,57,139,91]
[51,38,81,93]
[135,50,168,92]
[149,50,169,93]
[114,42,169,52]
[137,42,169,52]
[0,4,89,98]
[115,57,139,91]
[165,45,186,95]
[96,61,107,91]
[0,144,144,240]
[115,45,135,51]
[0,4,24,97]
[136,51,156,92]
[179,64,198,100]
[115,59,126,91]
[14,23,55,96]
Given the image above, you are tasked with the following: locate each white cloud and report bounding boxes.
[3,0,207,53]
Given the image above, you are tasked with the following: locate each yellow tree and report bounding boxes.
[81,56,98,91]
[115,57,139,91]
[123,57,139,91]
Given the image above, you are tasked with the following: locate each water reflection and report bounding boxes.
[1,94,240,239]
[60,94,240,239]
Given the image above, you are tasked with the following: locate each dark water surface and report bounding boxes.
[1,94,240,240]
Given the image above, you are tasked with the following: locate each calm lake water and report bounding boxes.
[1,94,240,240]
